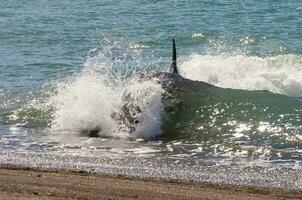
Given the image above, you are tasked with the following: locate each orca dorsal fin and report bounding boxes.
[170,38,178,74]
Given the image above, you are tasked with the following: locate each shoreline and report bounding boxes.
[1,165,302,200]
[1,152,302,190]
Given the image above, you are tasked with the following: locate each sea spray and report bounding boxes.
[50,64,163,138]
[50,69,118,136]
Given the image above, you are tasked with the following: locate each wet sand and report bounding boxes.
[0,165,301,200]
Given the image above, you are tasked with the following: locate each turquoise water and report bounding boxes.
[1,1,302,91]
[1,0,302,167]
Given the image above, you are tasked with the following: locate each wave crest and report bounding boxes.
[179,54,302,96]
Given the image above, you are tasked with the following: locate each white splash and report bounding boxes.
[120,77,163,138]
[50,59,163,139]
[50,69,118,136]
[179,53,302,96]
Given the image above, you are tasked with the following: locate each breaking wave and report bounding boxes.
[179,54,302,96]
[1,47,302,166]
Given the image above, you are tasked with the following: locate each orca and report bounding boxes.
[170,38,178,74]
[83,39,180,137]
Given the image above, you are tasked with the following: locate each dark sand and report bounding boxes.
[0,166,301,200]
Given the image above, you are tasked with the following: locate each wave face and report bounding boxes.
[161,77,302,163]
[179,54,302,97]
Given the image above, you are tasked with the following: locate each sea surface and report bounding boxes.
[1,0,302,169]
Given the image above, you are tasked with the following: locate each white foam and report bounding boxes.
[50,69,117,136]
[179,53,302,96]
[122,77,163,138]
[50,56,163,138]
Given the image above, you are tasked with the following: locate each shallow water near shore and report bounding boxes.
[1,0,302,175]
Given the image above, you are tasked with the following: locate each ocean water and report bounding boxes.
[1,0,302,168]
